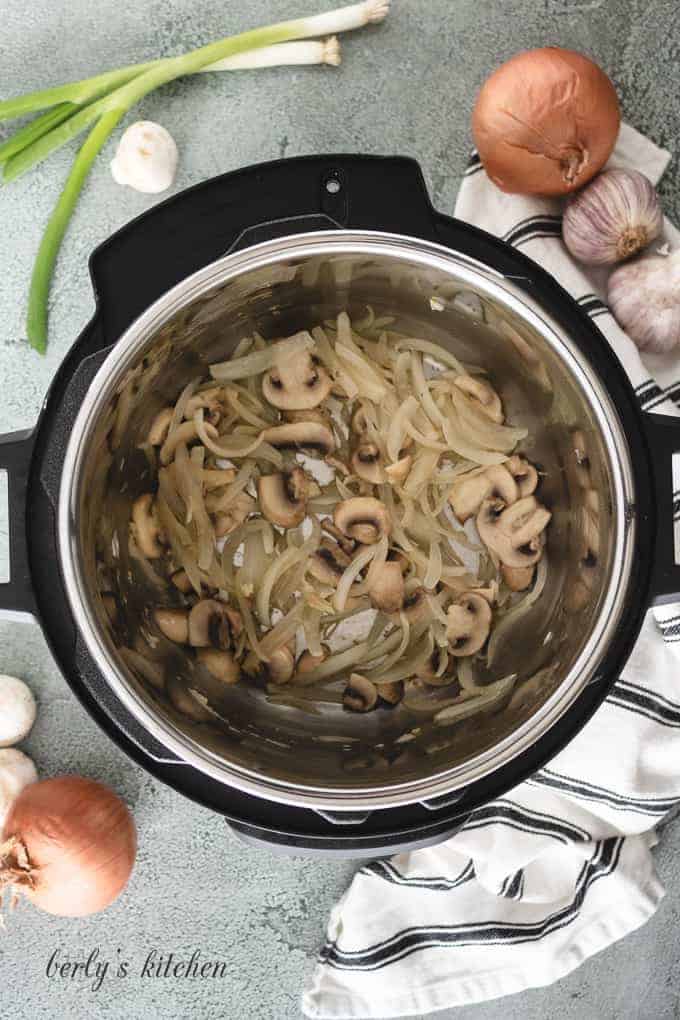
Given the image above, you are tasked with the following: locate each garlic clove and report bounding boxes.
[0,675,37,747]
[0,748,37,830]
[110,121,178,194]
[607,249,680,353]
[563,169,663,266]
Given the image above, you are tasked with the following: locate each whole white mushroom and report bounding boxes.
[0,675,37,747]
[110,121,178,194]
[0,748,38,829]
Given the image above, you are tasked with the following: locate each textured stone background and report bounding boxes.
[1,1,680,1017]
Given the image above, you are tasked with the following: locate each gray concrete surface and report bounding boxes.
[1,1,679,1017]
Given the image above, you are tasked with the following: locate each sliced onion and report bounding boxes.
[335,544,378,613]
[257,517,320,625]
[442,411,508,465]
[410,352,444,427]
[369,631,434,685]
[368,612,410,676]
[423,539,443,590]
[394,338,465,375]
[205,459,256,512]
[447,386,527,452]
[210,332,314,381]
[355,534,389,596]
[387,396,418,462]
[292,629,403,687]
[434,674,516,725]
[312,327,359,399]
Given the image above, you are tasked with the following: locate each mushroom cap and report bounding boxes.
[261,421,335,454]
[501,563,535,591]
[477,496,551,568]
[394,587,429,624]
[334,497,392,545]
[268,646,295,685]
[296,646,329,676]
[170,568,194,594]
[351,441,384,484]
[507,455,539,498]
[154,608,189,644]
[258,468,309,528]
[446,592,492,656]
[453,376,504,423]
[377,680,404,706]
[367,560,405,614]
[448,465,517,523]
[308,538,352,585]
[197,648,240,684]
[188,599,233,649]
[131,494,165,558]
[262,341,333,410]
[343,673,378,712]
[416,648,453,686]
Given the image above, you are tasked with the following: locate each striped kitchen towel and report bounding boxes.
[302,123,680,1019]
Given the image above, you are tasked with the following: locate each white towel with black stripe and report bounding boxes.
[302,123,680,1020]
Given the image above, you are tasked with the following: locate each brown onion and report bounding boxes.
[472,47,620,196]
[0,776,136,917]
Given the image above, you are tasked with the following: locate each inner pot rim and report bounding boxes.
[58,229,636,811]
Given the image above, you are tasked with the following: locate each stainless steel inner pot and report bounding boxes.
[59,231,635,811]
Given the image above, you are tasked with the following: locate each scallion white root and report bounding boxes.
[202,37,341,71]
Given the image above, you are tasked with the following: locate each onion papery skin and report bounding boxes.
[472,47,621,196]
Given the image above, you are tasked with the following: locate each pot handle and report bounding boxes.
[644,411,680,605]
[0,429,37,622]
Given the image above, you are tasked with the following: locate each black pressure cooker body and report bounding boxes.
[2,156,678,856]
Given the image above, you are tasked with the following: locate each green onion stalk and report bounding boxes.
[0,0,389,352]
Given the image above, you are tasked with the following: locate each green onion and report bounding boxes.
[0,104,77,164]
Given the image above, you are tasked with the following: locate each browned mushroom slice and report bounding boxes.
[334,497,392,545]
[308,538,352,585]
[258,468,310,528]
[452,376,504,423]
[351,441,384,484]
[261,421,335,455]
[506,455,539,498]
[185,387,223,426]
[396,587,429,624]
[131,494,166,558]
[501,563,535,592]
[267,646,295,685]
[385,454,412,485]
[188,600,234,649]
[197,648,240,685]
[416,647,453,687]
[170,568,194,594]
[367,560,405,614]
[477,496,551,569]
[343,673,378,712]
[262,339,333,410]
[448,465,517,523]
[148,407,173,446]
[154,608,190,644]
[296,645,330,676]
[321,518,356,555]
[446,592,492,656]
[377,680,404,706]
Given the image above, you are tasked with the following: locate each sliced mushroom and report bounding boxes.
[308,538,352,585]
[262,338,333,410]
[501,563,535,592]
[258,468,310,528]
[321,519,356,555]
[296,646,329,676]
[416,648,454,686]
[397,587,429,624]
[367,560,405,614]
[131,494,166,558]
[268,646,295,685]
[377,680,404,706]
[154,608,190,644]
[148,407,173,446]
[453,376,503,423]
[351,441,384,484]
[167,677,213,722]
[343,673,378,712]
[351,405,373,434]
[214,492,256,537]
[385,454,412,486]
[160,420,218,466]
[170,568,193,594]
[448,465,518,523]
[261,421,335,455]
[446,592,492,656]
[197,648,240,685]
[477,496,551,569]
[188,599,234,649]
[507,455,538,498]
[334,497,392,545]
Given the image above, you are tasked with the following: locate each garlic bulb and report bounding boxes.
[0,675,36,747]
[111,121,178,194]
[0,748,37,829]
[563,169,662,265]
[608,249,680,353]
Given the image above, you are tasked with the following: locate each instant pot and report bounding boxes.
[2,155,679,856]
